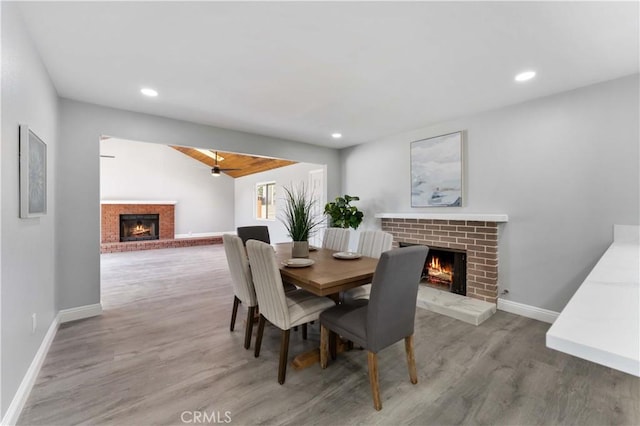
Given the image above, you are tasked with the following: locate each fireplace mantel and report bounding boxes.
[375,212,508,222]
[101,200,178,205]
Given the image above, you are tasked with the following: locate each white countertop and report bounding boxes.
[546,225,640,376]
[375,212,508,222]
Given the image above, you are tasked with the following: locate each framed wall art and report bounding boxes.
[19,124,47,218]
[411,131,463,207]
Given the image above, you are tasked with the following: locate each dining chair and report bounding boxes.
[223,233,258,350]
[237,225,271,246]
[319,245,428,410]
[342,231,393,302]
[322,227,350,252]
[246,240,336,384]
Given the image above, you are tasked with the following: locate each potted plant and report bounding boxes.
[324,195,364,230]
[280,183,323,258]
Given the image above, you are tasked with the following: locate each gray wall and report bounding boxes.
[100,138,236,236]
[1,2,59,416]
[57,99,341,310]
[341,74,639,312]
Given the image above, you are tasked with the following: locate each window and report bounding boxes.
[256,182,276,220]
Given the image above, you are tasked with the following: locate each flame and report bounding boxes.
[428,256,450,274]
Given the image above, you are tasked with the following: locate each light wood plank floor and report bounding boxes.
[19,245,639,425]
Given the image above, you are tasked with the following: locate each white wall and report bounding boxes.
[56,98,341,312]
[341,74,639,313]
[100,138,235,235]
[1,2,59,417]
[234,163,326,244]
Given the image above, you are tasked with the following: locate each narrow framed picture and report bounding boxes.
[411,131,463,207]
[19,124,47,218]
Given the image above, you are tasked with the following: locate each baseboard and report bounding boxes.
[174,231,228,239]
[2,303,102,425]
[1,315,59,426]
[497,298,559,324]
[58,303,103,323]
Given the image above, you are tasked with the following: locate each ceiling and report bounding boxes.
[169,146,297,178]
[17,2,639,149]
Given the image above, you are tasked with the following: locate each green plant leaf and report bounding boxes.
[323,194,364,230]
[278,183,323,241]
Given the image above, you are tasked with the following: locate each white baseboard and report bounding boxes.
[2,303,103,425]
[58,303,102,323]
[1,315,59,426]
[497,298,559,324]
[174,232,226,239]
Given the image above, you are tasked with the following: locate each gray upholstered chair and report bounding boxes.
[342,231,393,301]
[322,227,350,252]
[246,240,336,384]
[237,226,270,246]
[223,233,258,350]
[319,245,428,410]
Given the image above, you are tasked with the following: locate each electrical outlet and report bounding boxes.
[31,313,37,334]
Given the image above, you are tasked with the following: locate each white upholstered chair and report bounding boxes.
[223,234,258,350]
[342,231,393,301]
[322,227,350,252]
[246,240,336,384]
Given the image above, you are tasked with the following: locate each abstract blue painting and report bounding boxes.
[411,131,463,207]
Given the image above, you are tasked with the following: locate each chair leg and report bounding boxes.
[278,329,291,385]
[367,351,382,411]
[320,325,329,369]
[244,306,256,350]
[254,315,266,358]
[329,330,337,360]
[230,296,240,331]
[405,335,418,384]
[302,323,308,340]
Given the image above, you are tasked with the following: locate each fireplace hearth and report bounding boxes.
[120,214,159,242]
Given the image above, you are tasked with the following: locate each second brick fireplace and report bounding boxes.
[101,202,176,243]
[377,213,507,304]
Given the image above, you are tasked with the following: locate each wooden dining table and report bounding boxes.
[274,242,379,368]
[275,242,378,298]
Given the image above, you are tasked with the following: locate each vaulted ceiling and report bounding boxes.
[170,146,297,178]
[17,2,639,149]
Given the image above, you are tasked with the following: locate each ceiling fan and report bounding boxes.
[211,151,240,177]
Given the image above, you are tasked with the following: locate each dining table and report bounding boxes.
[274,242,379,369]
[275,242,378,298]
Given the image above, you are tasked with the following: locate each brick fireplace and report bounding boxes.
[100,201,223,253]
[101,203,175,243]
[378,214,507,304]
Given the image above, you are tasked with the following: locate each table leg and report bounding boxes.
[291,339,351,370]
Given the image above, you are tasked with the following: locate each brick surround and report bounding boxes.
[100,203,222,253]
[101,203,175,243]
[101,236,222,253]
[381,218,499,303]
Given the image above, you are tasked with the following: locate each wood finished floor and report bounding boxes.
[18,245,639,426]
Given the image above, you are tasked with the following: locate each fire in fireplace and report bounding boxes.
[120,214,159,242]
[400,243,466,295]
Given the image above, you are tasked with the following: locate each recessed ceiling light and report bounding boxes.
[140,87,158,97]
[331,133,342,139]
[515,71,536,82]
